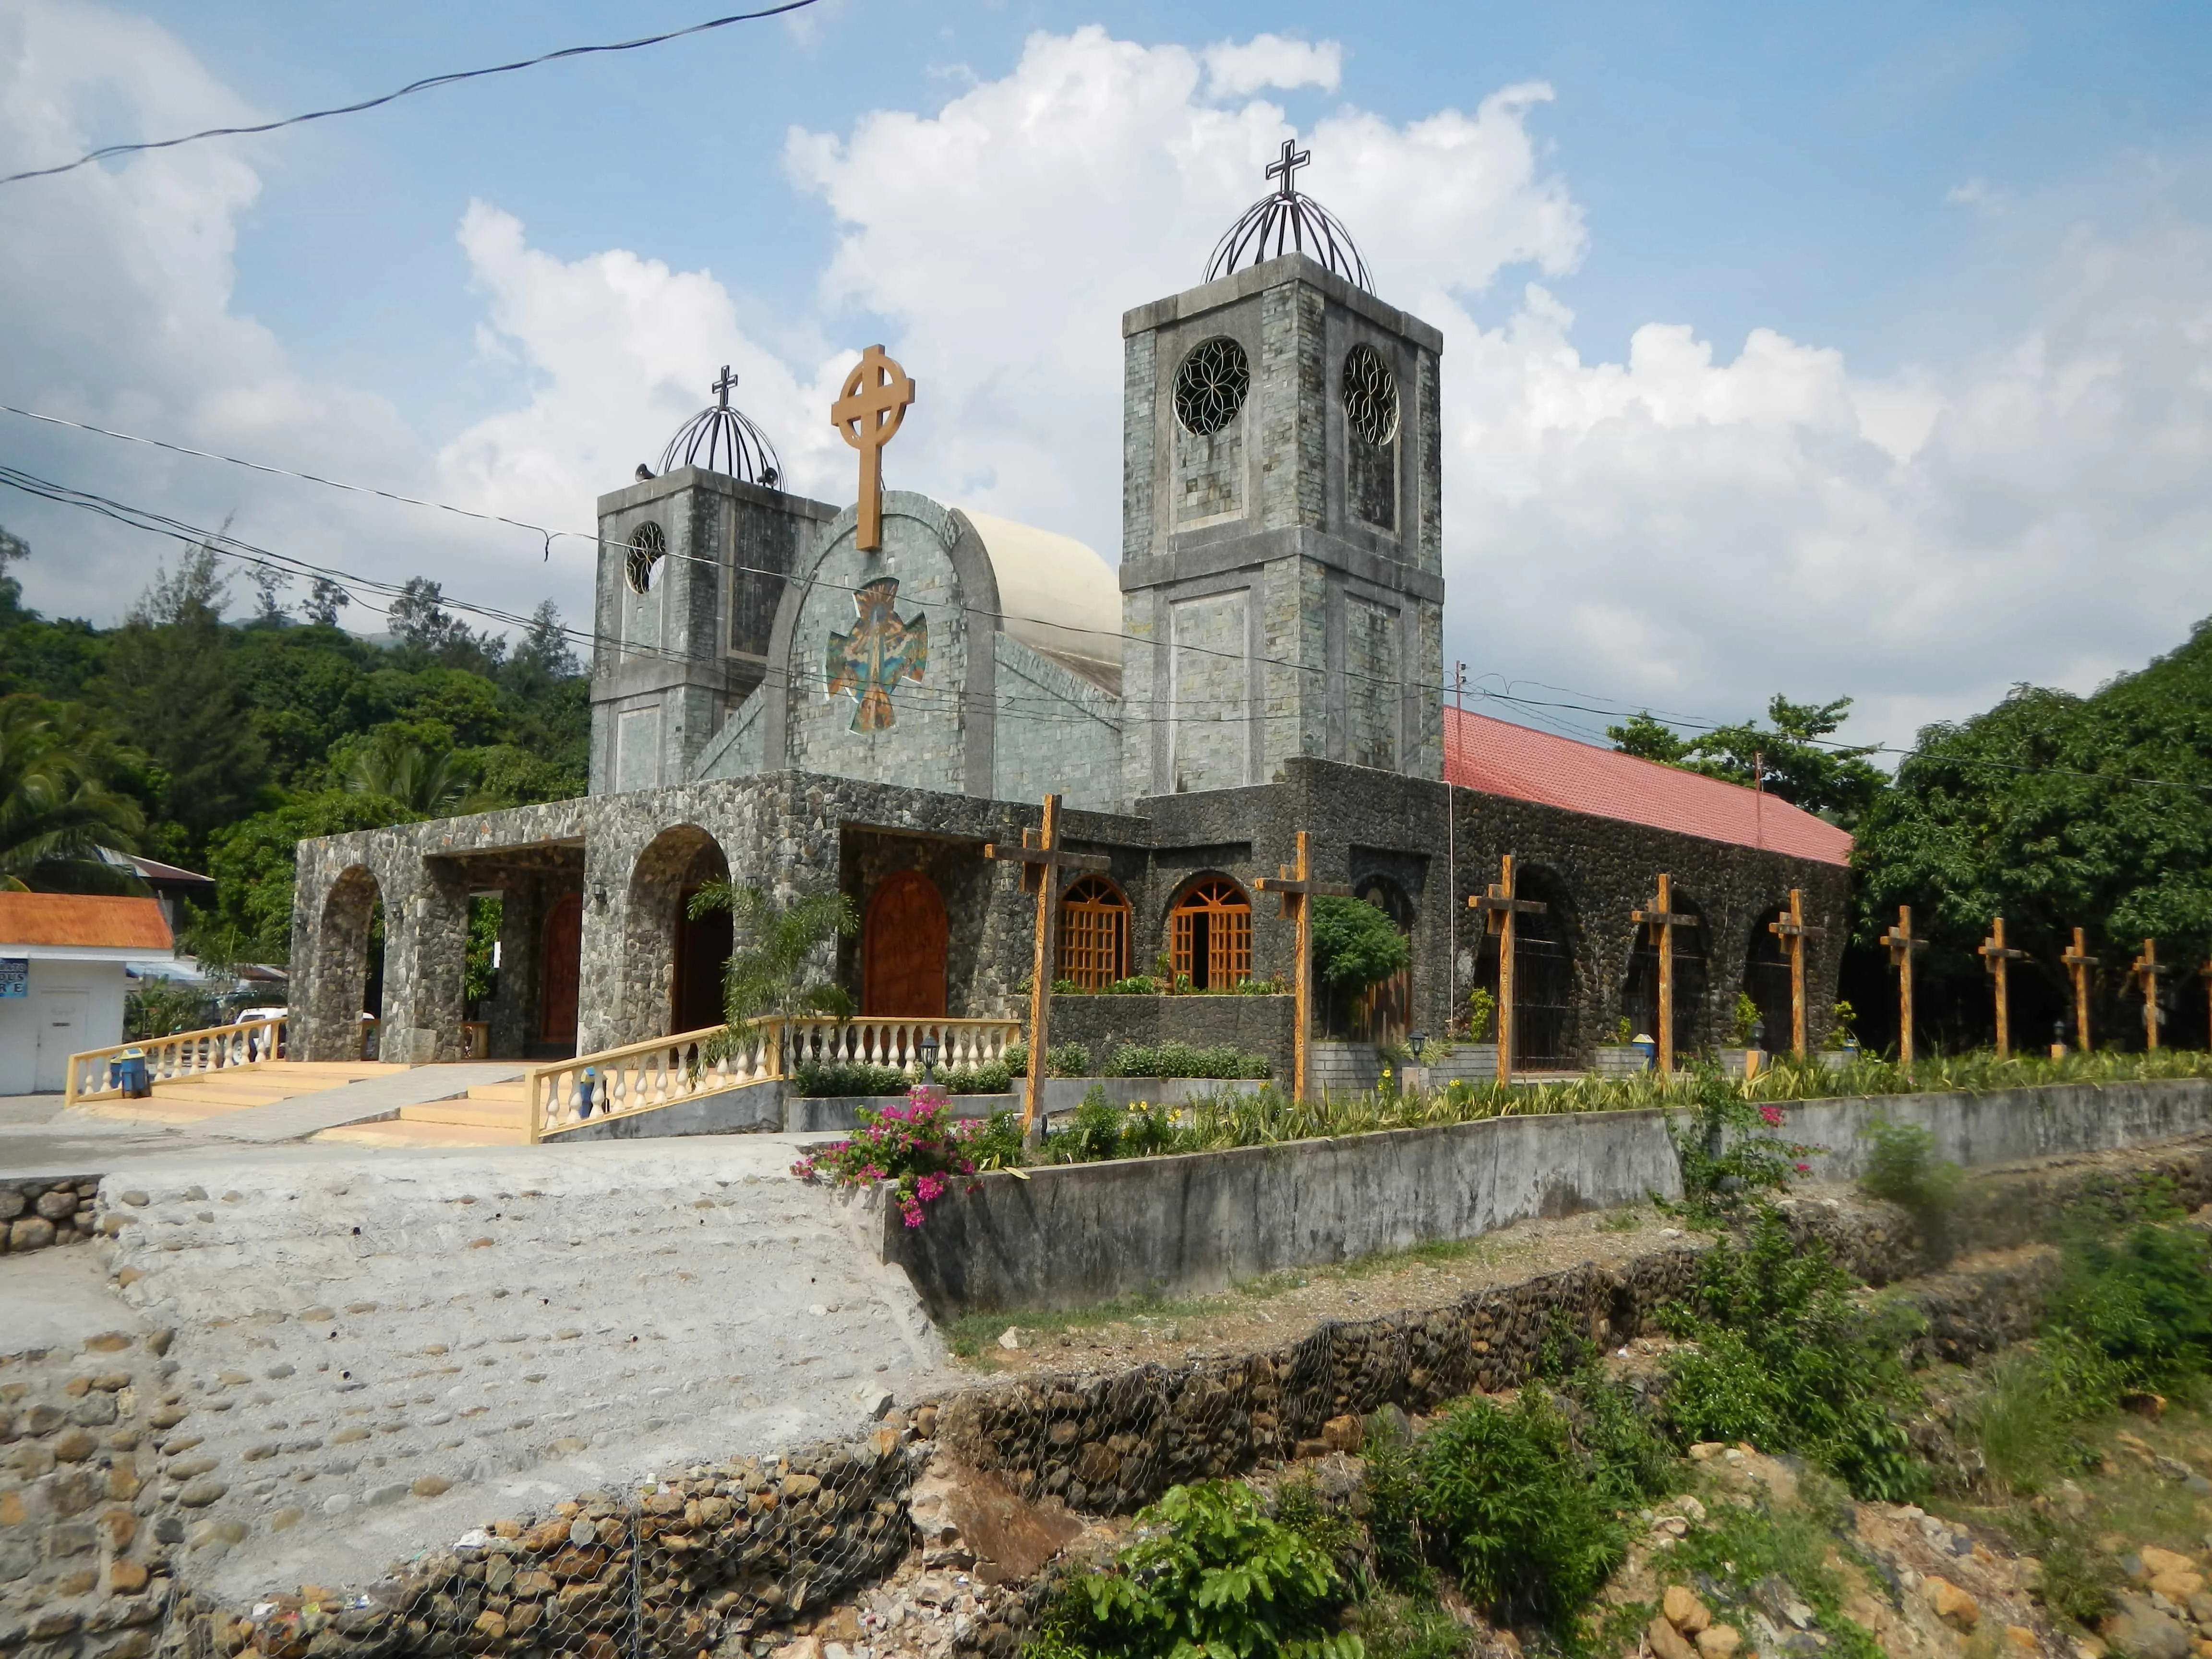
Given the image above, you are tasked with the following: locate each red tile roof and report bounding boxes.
[0,894,175,950]
[1444,708,1854,866]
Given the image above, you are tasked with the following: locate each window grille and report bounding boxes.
[1058,876,1131,990]
[1169,875,1253,990]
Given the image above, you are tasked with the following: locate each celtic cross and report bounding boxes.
[830,344,916,553]
[1266,138,1309,198]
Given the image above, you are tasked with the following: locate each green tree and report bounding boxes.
[1610,694,1887,825]
[0,696,146,891]
[98,545,267,854]
[204,792,406,961]
[344,728,493,817]
[1310,894,1411,994]
[687,884,857,1057]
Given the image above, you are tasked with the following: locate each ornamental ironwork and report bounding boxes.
[1172,337,1250,436]
[1342,344,1399,447]
[658,365,782,487]
[1206,138,1373,291]
[625,521,666,595]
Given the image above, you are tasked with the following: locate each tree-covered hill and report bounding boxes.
[0,525,588,963]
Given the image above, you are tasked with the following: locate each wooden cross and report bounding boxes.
[1630,873,1696,1075]
[1254,830,1350,1104]
[1266,138,1310,197]
[1469,854,1548,1086]
[984,793,1109,1137]
[2131,938,2162,1051]
[1767,889,1826,1056]
[830,344,916,553]
[2061,927,2099,1052]
[711,364,738,407]
[1977,916,2027,1058]
[1880,906,1927,1068]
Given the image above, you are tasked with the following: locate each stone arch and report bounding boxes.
[624,825,732,1041]
[1619,893,1711,1058]
[1165,872,1253,991]
[1742,897,1795,1052]
[306,864,384,1061]
[1473,863,1582,1068]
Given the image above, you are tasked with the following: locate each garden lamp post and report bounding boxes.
[918,1032,940,1085]
[2052,1017,2067,1059]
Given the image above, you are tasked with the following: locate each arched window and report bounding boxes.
[1059,876,1131,990]
[1169,875,1252,991]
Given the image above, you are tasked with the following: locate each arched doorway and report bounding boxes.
[864,870,949,1016]
[1345,875,1415,1042]
[1058,875,1131,990]
[1473,865,1578,1068]
[1620,897,1710,1057]
[1168,875,1252,991]
[318,865,385,1062]
[1743,901,1794,1051]
[539,892,583,1049]
[625,826,731,1042]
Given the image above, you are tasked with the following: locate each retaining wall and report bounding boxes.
[0,1178,101,1254]
[882,1077,2212,1316]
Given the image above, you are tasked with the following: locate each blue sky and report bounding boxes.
[3,0,2211,749]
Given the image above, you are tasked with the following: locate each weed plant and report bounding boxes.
[1660,1209,1925,1501]
[1666,1492,1885,1659]
[1023,1480,1364,1659]
[1857,1118,1964,1262]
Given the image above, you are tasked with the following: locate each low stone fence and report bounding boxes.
[880,1077,2212,1316]
[1045,994,1293,1082]
[1,1177,102,1254]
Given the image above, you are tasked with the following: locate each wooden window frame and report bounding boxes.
[1058,875,1131,991]
[1168,874,1253,991]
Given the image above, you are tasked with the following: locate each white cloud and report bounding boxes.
[1947,176,2007,214]
[1201,33,1341,99]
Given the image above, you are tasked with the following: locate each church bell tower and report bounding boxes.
[1118,142,1444,803]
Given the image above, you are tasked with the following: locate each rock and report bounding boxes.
[361,1482,407,1507]
[773,1640,822,1659]
[410,1475,452,1498]
[1647,1615,1698,1659]
[2144,1549,2200,1579]
[120,1191,149,1208]
[1664,1586,1711,1635]
[108,1561,148,1594]
[2124,1392,2169,1420]
[176,1479,227,1508]
[11,1218,55,1251]
[1695,1624,1742,1658]
[36,1190,76,1221]
[53,1429,96,1462]
[997,1328,1022,1351]
[2005,1628,2040,1652]
[1320,1414,1363,1453]
[2150,1571,2206,1601]
[1923,1576,1980,1632]
[1689,1442,1727,1460]
[270,1509,303,1532]
[2104,1593,2192,1659]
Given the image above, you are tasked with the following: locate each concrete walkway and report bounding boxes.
[71,1135,952,1603]
[178,1062,528,1142]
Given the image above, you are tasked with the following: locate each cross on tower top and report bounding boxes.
[711,365,738,407]
[1266,138,1310,198]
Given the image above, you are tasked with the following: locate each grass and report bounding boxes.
[1665,1484,1886,1659]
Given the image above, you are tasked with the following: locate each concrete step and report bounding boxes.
[396,1097,529,1129]
[464,1082,531,1103]
[311,1118,532,1148]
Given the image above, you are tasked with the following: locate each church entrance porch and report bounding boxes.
[625,825,733,1044]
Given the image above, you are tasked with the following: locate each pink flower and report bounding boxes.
[901,1203,925,1228]
[1759,1105,1785,1128]
[916,1175,945,1202]
[1794,1162,1812,1174]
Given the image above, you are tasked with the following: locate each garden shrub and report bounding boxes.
[2046,1218,2212,1393]
[1000,1041,1093,1079]
[1045,1088,1188,1164]
[789,1060,910,1098]
[789,1091,1000,1226]
[1659,1207,1924,1501]
[1025,1480,1364,1659]
[1858,1116,1963,1262]
[1103,1040,1270,1080]
[1373,1391,1629,1631]
[1665,1065,1817,1215]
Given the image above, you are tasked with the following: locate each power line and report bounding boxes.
[0,0,825,190]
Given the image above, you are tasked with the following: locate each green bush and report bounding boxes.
[789,1061,910,1098]
[1103,1041,1271,1080]
[1960,1331,2129,1495]
[1045,1087,1189,1164]
[1659,1208,1924,1501]
[1311,895,1411,996]
[1665,1066,1818,1215]
[1858,1117,1964,1262]
[1001,1041,1092,1079]
[1027,1480,1363,1659]
[1374,1392,1628,1630]
[2047,1219,2212,1393]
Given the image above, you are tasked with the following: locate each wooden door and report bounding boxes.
[539,893,582,1045]
[864,870,948,1016]
[673,888,733,1033]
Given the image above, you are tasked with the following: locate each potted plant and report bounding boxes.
[1718,992,1767,1079]
[1593,1014,1650,1076]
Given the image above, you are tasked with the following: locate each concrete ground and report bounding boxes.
[0,1131,954,1606]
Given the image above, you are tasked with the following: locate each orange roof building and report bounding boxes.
[1,894,174,1096]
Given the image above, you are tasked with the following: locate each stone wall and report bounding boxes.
[1043,995,1292,1078]
[1,1180,100,1255]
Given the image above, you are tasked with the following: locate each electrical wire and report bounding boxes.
[0,0,826,189]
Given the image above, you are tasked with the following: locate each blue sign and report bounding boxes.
[0,959,26,999]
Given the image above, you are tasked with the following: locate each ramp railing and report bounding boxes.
[63,1015,287,1107]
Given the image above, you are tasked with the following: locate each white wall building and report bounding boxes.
[0,894,174,1095]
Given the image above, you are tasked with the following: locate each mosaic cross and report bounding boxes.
[825,577,928,733]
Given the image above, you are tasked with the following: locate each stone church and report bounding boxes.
[290,151,1849,1078]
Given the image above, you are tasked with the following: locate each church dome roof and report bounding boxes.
[659,366,781,487]
[957,509,1122,692]
[1206,139,1372,291]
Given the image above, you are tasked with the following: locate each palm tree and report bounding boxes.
[0,697,147,892]
[345,730,493,817]
[686,883,857,1061]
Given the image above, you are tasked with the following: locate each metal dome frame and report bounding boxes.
[658,366,783,488]
[1204,139,1373,291]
